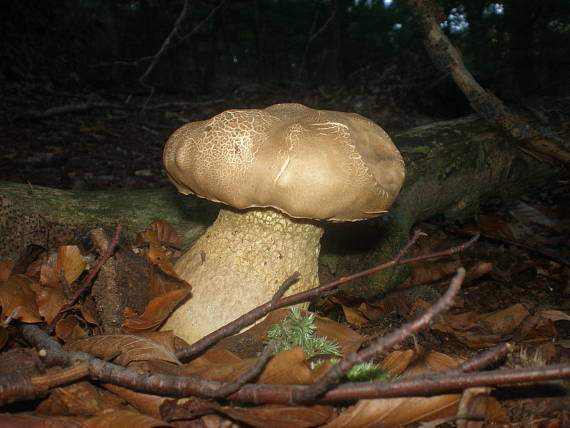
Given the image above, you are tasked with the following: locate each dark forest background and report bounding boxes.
[1,0,570,191]
[3,0,570,110]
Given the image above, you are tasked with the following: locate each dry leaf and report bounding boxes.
[36,381,131,417]
[83,409,172,428]
[480,303,530,336]
[56,245,86,285]
[55,314,89,342]
[123,288,190,332]
[149,220,182,249]
[259,346,316,385]
[0,261,14,281]
[440,311,481,331]
[29,279,67,325]
[0,414,85,427]
[476,214,516,240]
[314,314,364,354]
[0,274,42,322]
[104,384,166,419]
[65,334,180,366]
[382,350,415,376]
[219,404,334,428]
[147,259,190,301]
[341,305,368,327]
[183,348,257,382]
[323,395,460,428]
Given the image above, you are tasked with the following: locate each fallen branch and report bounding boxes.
[14,284,570,406]
[406,0,570,163]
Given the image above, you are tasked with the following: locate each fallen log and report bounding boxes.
[1,110,567,297]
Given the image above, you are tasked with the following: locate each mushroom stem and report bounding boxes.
[162,207,324,344]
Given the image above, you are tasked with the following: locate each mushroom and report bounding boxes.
[161,103,405,343]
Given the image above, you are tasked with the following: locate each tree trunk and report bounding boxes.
[1,110,567,297]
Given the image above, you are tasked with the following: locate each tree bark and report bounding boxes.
[1,110,567,297]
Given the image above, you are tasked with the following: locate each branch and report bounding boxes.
[14,307,570,406]
[405,0,570,164]
[138,0,191,88]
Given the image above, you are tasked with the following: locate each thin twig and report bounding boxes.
[453,343,513,374]
[138,0,190,88]
[292,267,466,402]
[70,221,122,304]
[271,272,300,305]
[216,342,276,397]
[175,234,479,361]
[47,221,122,331]
[448,227,570,267]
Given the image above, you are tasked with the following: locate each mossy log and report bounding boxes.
[1,113,567,297]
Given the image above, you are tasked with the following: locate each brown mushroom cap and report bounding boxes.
[163,103,405,221]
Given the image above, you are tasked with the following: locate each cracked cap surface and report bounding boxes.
[163,103,405,221]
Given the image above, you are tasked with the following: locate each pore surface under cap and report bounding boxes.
[163,103,405,221]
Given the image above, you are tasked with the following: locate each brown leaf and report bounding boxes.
[183,348,256,382]
[0,274,42,322]
[220,404,334,428]
[149,220,181,249]
[314,314,364,355]
[104,384,166,419]
[382,350,415,376]
[480,303,530,336]
[147,261,190,301]
[341,305,368,327]
[83,409,172,428]
[258,346,317,385]
[123,288,190,332]
[55,314,89,342]
[476,214,516,240]
[323,395,460,428]
[439,311,481,331]
[0,261,14,281]
[0,414,84,427]
[36,381,132,417]
[64,334,180,366]
[57,245,86,285]
[30,278,67,325]
[146,239,179,278]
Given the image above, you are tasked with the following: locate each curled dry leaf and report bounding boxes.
[123,288,190,333]
[149,220,182,249]
[0,274,42,323]
[64,334,180,366]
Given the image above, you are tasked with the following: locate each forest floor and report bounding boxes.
[0,80,569,427]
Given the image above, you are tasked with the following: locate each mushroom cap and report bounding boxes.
[163,103,405,221]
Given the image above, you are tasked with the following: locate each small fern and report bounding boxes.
[266,308,389,382]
